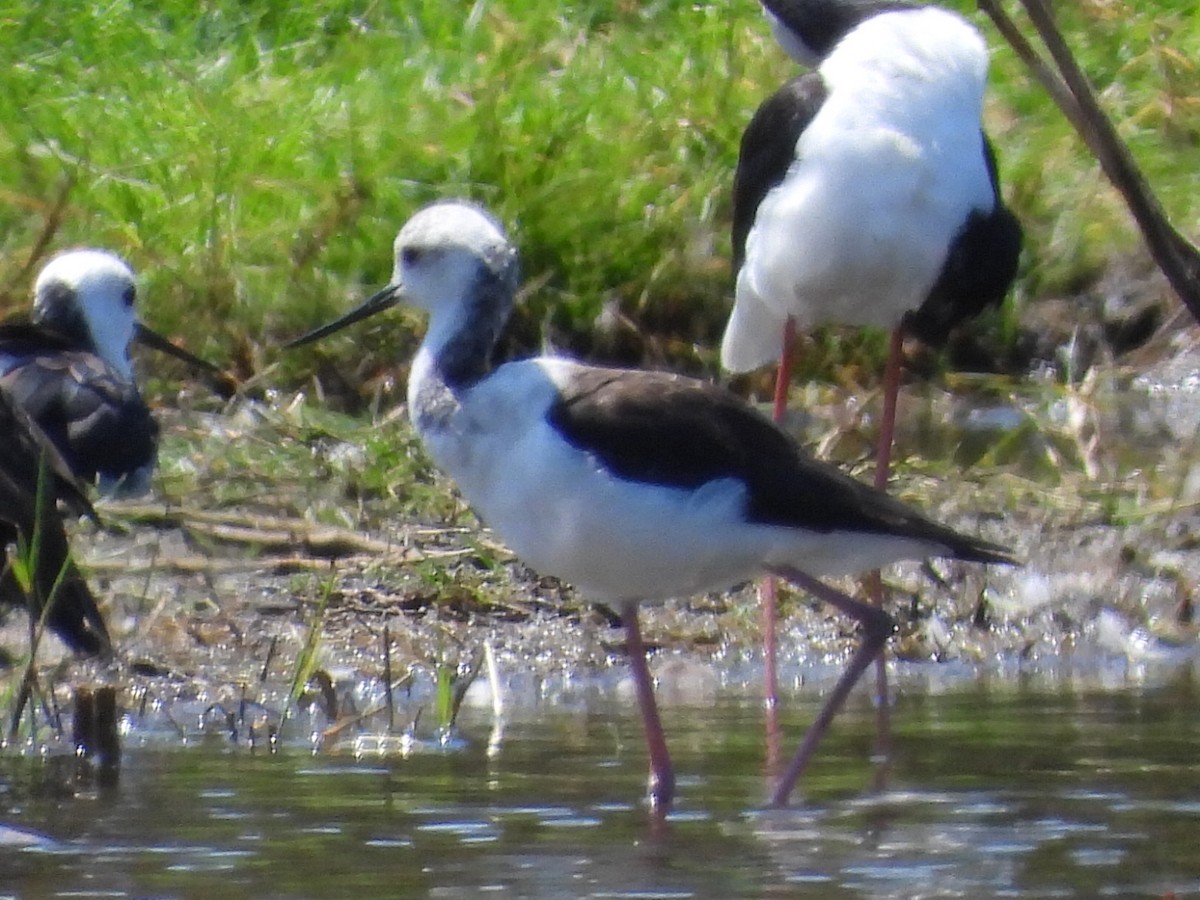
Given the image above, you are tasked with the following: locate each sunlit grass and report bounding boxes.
[1,1,1197,401]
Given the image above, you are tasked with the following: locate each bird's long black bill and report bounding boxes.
[133,323,238,398]
[282,284,402,350]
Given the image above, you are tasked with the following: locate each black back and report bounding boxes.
[548,366,1011,564]
[0,321,158,486]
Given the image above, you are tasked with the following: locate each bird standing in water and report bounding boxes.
[725,0,1022,714]
[287,200,1013,809]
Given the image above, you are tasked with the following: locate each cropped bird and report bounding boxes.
[726,0,1022,706]
[0,386,111,656]
[0,249,232,497]
[286,200,1014,809]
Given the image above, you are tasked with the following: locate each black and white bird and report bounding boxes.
[0,249,229,498]
[0,386,110,656]
[726,0,1023,707]
[286,200,1013,809]
[727,0,1021,379]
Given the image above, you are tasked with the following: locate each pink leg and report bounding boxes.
[760,577,782,774]
[761,317,799,761]
[772,316,799,423]
[866,328,905,766]
[765,567,895,807]
[874,328,904,492]
[622,600,675,811]
[864,570,892,784]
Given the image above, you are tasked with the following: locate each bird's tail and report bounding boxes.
[720,294,790,374]
[943,532,1018,568]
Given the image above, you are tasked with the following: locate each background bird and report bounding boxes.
[0,249,234,498]
[726,0,1023,711]
[287,199,1014,809]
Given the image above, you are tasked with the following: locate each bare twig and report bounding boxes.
[0,174,77,307]
[980,0,1200,322]
[976,0,1088,132]
[85,553,394,578]
[96,503,457,560]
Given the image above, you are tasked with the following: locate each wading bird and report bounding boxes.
[0,249,233,497]
[726,0,1022,709]
[0,386,110,656]
[286,200,1013,809]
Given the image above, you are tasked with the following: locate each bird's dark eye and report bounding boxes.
[122,285,136,308]
[401,247,423,267]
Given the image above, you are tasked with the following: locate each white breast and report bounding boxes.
[414,357,945,600]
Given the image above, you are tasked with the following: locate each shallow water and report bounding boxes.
[2,672,1198,899]
[8,351,1200,898]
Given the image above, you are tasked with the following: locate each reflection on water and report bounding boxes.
[2,675,1198,898]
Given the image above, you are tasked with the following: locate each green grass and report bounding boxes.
[1,0,1198,401]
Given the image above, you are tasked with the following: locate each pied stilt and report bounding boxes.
[726,0,1022,713]
[0,386,110,656]
[0,249,231,497]
[286,200,1014,809]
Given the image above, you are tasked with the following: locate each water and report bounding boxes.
[2,675,1198,898]
[8,348,1200,898]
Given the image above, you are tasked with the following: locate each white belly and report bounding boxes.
[414,358,943,601]
[428,411,935,601]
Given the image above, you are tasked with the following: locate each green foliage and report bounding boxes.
[282,572,336,730]
[1,0,1197,397]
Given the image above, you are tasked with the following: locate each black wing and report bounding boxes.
[0,388,111,656]
[732,73,827,273]
[0,324,158,485]
[904,133,1023,344]
[547,367,1012,565]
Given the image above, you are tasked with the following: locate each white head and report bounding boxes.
[33,249,138,379]
[285,200,519,353]
[388,200,518,315]
[284,200,521,372]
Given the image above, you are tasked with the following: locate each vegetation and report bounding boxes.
[5,1,1199,809]
[1,0,1198,402]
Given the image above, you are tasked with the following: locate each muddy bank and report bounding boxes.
[5,330,1199,754]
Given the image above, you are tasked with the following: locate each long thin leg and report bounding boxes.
[772,316,799,423]
[622,600,675,811]
[863,570,891,779]
[866,327,905,766]
[766,567,895,807]
[760,576,783,775]
[874,328,904,492]
[761,316,799,770]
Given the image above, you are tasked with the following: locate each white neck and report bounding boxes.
[406,302,474,439]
